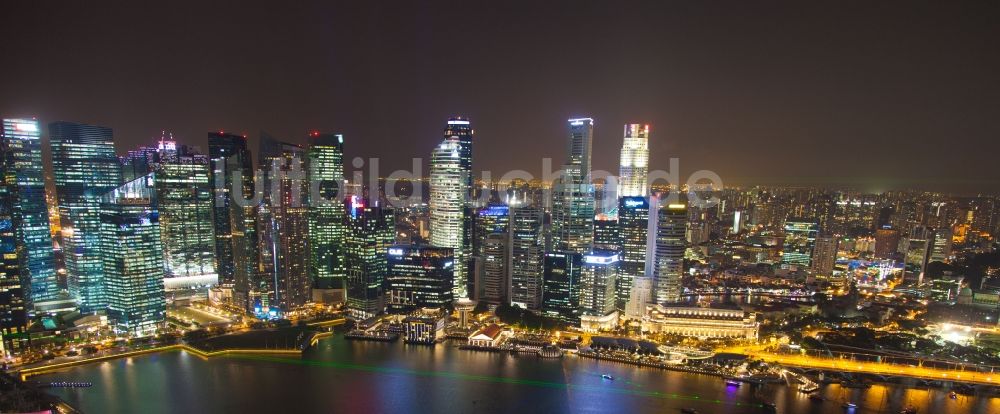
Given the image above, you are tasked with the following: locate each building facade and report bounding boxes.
[386,245,454,313]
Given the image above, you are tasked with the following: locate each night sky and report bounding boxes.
[1,1,998,193]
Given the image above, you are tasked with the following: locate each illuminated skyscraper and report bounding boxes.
[592,214,619,250]
[580,250,619,316]
[430,131,469,298]
[811,235,839,277]
[100,174,165,337]
[208,132,259,312]
[274,143,311,311]
[654,203,686,303]
[50,121,123,313]
[472,204,508,257]
[0,138,26,355]
[781,219,819,268]
[617,196,649,310]
[874,226,900,260]
[542,251,582,325]
[565,118,593,180]
[155,144,217,290]
[344,197,394,319]
[617,123,650,198]
[207,132,253,289]
[551,118,595,254]
[385,245,454,313]
[307,133,347,298]
[481,233,508,305]
[1,119,56,306]
[509,206,543,310]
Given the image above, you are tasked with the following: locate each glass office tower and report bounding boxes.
[50,121,123,313]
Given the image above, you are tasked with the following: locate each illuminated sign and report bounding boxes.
[14,122,38,132]
[622,197,646,208]
[584,253,620,265]
[388,248,405,256]
[447,120,470,125]
[568,118,593,126]
[667,204,686,209]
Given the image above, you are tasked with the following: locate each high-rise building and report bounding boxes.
[593,214,620,250]
[481,233,508,305]
[617,196,648,310]
[874,226,900,260]
[930,227,953,263]
[207,132,254,290]
[385,244,454,313]
[273,142,310,311]
[781,219,819,268]
[344,197,394,319]
[307,133,348,298]
[430,130,469,298]
[0,136,27,355]
[564,118,593,181]
[654,203,686,304]
[155,144,217,290]
[100,174,166,337]
[617,123,650,198]
[472,204,509,257]
[208,132,259,312]
[542,251,582,325]
[580,250,619,317]
[509,206,544,310]
[624,276,653,320]
[551,118,596,254]
[50,122,123,313]
[811,235,839,277]
[1,119,57,307]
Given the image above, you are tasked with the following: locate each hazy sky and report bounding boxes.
[1,1,998,193]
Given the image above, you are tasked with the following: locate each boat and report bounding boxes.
[842,402,857,409]
[761,401,777,411]
[900,406,917,414]
[808,395,824,403]
[724,379,741,387]
[799,384,819,393]
[948,391,957,400]
[680,409,699,414]
[601,374,614,380]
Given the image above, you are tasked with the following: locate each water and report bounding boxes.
[37,334,999,413]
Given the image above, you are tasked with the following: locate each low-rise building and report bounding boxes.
[641,305,759,340]
[404,308,447,344]
[467,324,508,347]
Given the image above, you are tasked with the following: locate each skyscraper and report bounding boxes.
[617,196,649,310]
[0,135,26,355]
[344,197,395,319]
[273,142,311,311]
[592,214,620,250]
[781,219,819,268]
[1,119,57,306]
[100,174,166,337]
[624,276,653,320]
[50,122,123,313]
[654,203,686,304]
[509,206,544,310]
[551,118,596,254]
[307,133,347,298]
[472,204,509,257]
[481,233,508,305]
[207,132,253,289]
[208,132,259,312]
[564,118,593,181]
[580,250,619,317]
[430,130,469,298]
[385,244,454,313]
[811,235,839,277]
[617,123,650,198]
[155,143,217,290]
[542,251,582,325]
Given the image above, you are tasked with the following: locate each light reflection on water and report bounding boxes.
[36,334,1000,414]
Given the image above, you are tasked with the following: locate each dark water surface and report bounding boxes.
[38,334,998,413]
